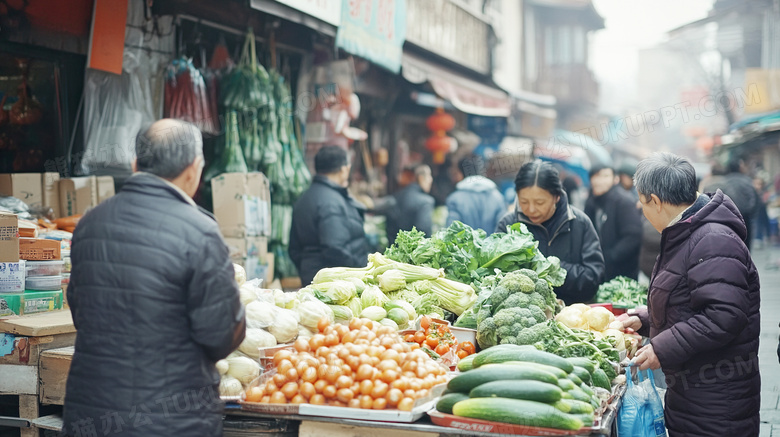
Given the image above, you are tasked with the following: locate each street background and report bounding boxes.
[753,244,780,436]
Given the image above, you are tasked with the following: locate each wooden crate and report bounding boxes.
[39,346,73,405]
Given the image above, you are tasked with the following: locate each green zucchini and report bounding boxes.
[473,347,575,373]
[436,393,470,414]
[565,357,596,374]
[452,398,584,431]
[457,354,476,372]
[571,366,592,385]
[448,364,559,394]
[567,373,583,386]
[561,391,573,399]
[579,383,595,397]
[557,378,577,391]
[471,345,536,368]
[499,361,569,379]
[567,388,592,404]
[573,413,595,427]
[591,368,611,390]
[469,380,563,404]
[554,398,594,414]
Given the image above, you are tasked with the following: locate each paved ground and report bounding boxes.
[752,243,780,437]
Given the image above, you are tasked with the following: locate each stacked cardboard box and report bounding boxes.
[0,172,60,216]
[212,173,273,285]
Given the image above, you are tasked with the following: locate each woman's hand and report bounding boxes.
[616,313,642,331]
[633,344,661,371]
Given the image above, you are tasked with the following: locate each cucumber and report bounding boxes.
[591,368,611,390]
[567,388,592,404]
[571,366,592,385]
[568,373,583,386]
[471,345,536,368]
[573,413,595,427]
[452,398,584,431]
[554,398,594,414]
[473,346,575,373]
[457,354,476,372]
[579,383,595,397]
[565,357,596,374]
[469,380,563,404]
[499,361,569,379]
[436,393,470,414]
[448,364,559,394]
[561,391,573,399]
[557,378,577,391]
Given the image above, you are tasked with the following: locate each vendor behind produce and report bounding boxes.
[62,119,247,437]
[495,160,605,304]
[289,145,371,285]
[625,152,760,437]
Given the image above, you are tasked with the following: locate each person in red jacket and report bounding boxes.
[624,152,761,437]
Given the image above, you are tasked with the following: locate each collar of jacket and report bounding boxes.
[661,192,713,247]
[123,173,214,219]
[313,174,349,196]
[514,191,575,242]
[591,184,621,206]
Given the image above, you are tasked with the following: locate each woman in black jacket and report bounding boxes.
[496,161,605,304]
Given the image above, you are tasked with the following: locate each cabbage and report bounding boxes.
[245,301,276,329]
[378,270,406,292]
[274,289,298,309]
[361,285,387,309]
[386,308,410,329]
[555,307,588,330]
[267,309,299,343]
[346,277,367,294]
[239,284,258,306]
[298,325,316,340]
[379,318,399,330]
[233,263,246,286]
[360,306,387,322]
[346,297,363,318]
[226,356,261,384]
[298,300,334,329]
[583,307,614,332]
[313,266,372,284]
[328,305,354,324]
[219,375,243,396]
[238,328,277,358]
[216,360,230,375]
[312,280,357,305]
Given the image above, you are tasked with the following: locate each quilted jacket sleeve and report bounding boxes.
[557,215,605,303]
[651,229,752,369]
[187,231,246,362]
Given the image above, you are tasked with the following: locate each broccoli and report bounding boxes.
[515,322,555,345]
[500,336,517,345]
[476,306,492,326]
[518,269,539,283]
[535,279,559,311]
[528,305,547,323]
[498,271,536,295]
[494,293,532,313]
[534,279,550,295]
[528,292,546,309]
[476,317,498,349]
[497,325,513,338]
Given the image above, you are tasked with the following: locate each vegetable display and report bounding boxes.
[442,344,611,430]
[243,317,449,409]
[595,276,648,308]
[555,304,637,355]
[385,221,567,290]
[402,315,476,361]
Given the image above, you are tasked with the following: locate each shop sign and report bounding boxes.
[335,0,407,73]
[272,0,343,26]
[405,0,491,75]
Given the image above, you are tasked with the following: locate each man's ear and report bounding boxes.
[650,194,663,213]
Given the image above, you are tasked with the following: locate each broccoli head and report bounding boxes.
[518,269,539,283]
[476,317,498,349]
[528,292,546,309]
[494,293,532,313]
[535,279,559,311]
[494,307,538,336]
[476,306,492,326]
[490,283,513,305]
[497,271,536,295]
[515,321,555,345]
[528,305,547,323]
[500,336,518,345]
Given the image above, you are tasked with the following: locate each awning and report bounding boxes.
[402,52,512,117]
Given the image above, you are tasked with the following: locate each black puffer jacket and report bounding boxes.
[584,184,643,280]
[637,191,761,436]
[495,193,605,304]
[289,175,370,285]
[62,174,246,437]
[386,183,435,243]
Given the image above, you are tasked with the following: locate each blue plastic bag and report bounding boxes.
[617,368,667,437]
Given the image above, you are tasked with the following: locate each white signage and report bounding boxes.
[274,0,343,26]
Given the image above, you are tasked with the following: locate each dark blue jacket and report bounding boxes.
[289,175,370,285]
[446,176,507,234]
[386,183,435,243]
[63,173,245,437]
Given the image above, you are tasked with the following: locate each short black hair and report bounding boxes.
[514,160,564,197]
[588,164,614,179]
[315,145,349,174]
[458,155,484,177]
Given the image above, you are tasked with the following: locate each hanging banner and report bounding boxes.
[335,0,406,73]
[272,0,343,26]
[87,0,128,75]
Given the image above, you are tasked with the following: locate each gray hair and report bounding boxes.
[135,120,203,179]
[634,152,698,206]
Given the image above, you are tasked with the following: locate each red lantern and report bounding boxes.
[425,107,456,164]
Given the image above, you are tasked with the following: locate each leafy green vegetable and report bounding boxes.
[532,320,620,380]
[596,276,648,308]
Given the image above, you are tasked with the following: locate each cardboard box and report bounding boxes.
[59,176,98,216]
[42,172,61,218]
[0,289,63,316]
[0,173,43,209]
[96,176,115,204]
[19,238,61,261]
[0,260,25,293]
[224,236,268,281]
[212,172,271,238]
[0,212,19,263]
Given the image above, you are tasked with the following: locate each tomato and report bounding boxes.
[413,331,426,344]
[457,349,469,359]
[404,334,416,343]
[425,337,439,349]
[460,341,476,355]
[420,315,431,330]
[245,386,264,402]
[318,317,331,333]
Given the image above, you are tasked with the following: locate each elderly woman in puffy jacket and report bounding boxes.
[495,160,605,305]
[625,152,761,437]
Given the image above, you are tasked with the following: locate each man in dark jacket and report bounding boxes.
[289,145,370,285]
[626,152,760,437]
[62,120,246,437]
[446,155,507,233]
[585,165,643,280]
[700,157,760,250]
[386,164,435,244]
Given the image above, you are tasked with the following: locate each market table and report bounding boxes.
[0,310,76,437]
